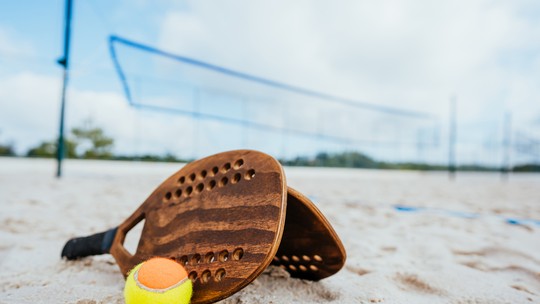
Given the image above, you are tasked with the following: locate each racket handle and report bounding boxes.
[61,227,118,260]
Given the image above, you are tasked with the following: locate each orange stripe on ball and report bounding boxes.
[137,257,188,290]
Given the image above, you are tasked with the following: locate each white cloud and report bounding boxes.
[156,1,540,116]
[0,73,60,151]
[151,0,540,163]
[0,71,209,158]
[2,1,540,164]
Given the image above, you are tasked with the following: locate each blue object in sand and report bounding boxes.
[394,205,420,212]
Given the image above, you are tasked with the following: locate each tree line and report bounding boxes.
[279,151,538,172]
[0,122,188,162]
[0,125,538,171]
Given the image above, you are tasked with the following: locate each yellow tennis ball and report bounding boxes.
[124,257,193,304]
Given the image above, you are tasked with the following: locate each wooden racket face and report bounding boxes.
[272,187,346,281]
[110,150,287,304]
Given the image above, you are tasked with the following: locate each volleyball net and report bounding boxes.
[108,35,443,163]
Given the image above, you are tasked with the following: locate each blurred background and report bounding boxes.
[1,0,539,172]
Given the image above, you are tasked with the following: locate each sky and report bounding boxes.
[0,0,539,165]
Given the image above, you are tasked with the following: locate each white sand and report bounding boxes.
[0,157,539,303]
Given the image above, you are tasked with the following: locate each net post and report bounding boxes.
[56,0,73,178]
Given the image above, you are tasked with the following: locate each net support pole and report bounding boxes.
[56,0,73,178]
[448,95,457,180]
[501,111,512,180]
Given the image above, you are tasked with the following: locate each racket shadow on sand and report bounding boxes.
[61,150,345,304]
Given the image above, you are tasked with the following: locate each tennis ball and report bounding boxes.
[124,257,193,304]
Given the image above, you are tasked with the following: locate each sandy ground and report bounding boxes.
[0,157,539,303]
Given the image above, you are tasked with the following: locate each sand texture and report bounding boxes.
[0,157,539,303]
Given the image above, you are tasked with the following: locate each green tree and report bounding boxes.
[71,122,114,159]
[0,130,16,156]
[0,143,15,156]
[27,139,77,158]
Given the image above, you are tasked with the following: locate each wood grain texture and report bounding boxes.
[109,150,287,304]
[273,187,346,281]
[66,149,347,303]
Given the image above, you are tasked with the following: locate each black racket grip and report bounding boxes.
[61,227,118,260]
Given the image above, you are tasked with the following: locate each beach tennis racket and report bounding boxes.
[61,150,345,303]
[275,187,346,281]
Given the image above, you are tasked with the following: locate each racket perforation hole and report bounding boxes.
[302,255,311,262]
[200,170,207,179]
[299,265,307,272]
[211,166,219,175]
[281,255,289,262]
[309,265,319,272]
[245,169,255,180]
[232,248,244,261]
[215,268,226,282]
[219,177,228,187]
[221,163,231,173]
[289,265,297,271]
[201,270,211,283]
[185,186,193,196]
[218,250,229,262]
[207,180,216,190]
[292,255,300,262]
[174,189,182,198]
[233,159,244,169]
[164,192,172,201]
[313,255,323,263]
[178,176,185,184]
[191,253,201,265]
[189,173,196,182]
[195,183,204,193]
[179,255,188,266]
[232,173,241,184]
[273,256,280,264]
[204,252,215,263]
[189,271,198,282]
